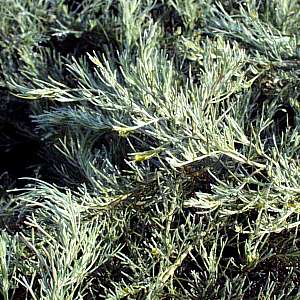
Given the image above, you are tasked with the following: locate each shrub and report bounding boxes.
[1,1,300,299]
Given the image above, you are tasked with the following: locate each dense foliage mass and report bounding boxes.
[1,0,300,299]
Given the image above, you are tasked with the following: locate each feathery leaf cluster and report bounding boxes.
[1,0,300,299]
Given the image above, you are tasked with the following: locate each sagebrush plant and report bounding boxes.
[1,0,300,299]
